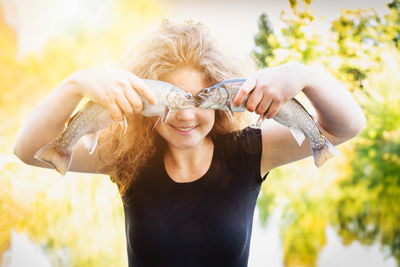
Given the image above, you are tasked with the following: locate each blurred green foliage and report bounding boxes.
[254,0,400,266]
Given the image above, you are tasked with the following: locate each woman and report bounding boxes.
[13,20,366,266]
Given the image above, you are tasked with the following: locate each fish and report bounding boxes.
[195,78,340,167]
[34,79,196,175]
[195,78,248,119]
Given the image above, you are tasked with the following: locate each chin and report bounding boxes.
[169,139,201,150]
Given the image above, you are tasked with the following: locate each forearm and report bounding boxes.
[13,77,83,163]
[301,65,366,139]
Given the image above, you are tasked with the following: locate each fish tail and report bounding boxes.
[312,136,340,167]
[34,140,72,176]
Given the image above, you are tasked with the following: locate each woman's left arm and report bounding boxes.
[233,62,366,173]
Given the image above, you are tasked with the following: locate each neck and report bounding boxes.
[163,137,214,182]
[165,137,213,168]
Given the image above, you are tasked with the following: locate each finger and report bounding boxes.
[233,75,256,107]
[115,89,134,115]
[127,74,157,105]
[255,96,272,115]
[246,88,263,112]
[123,85,143,112]
[265,100,282,119]
[107,101,124,121]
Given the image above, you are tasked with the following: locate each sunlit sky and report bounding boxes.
[1,0,392,58]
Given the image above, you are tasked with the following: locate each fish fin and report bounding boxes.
[123,116,128,134]
[224,104,234,121]
[224,110,234,121]
[256,114,267,127]
[289,127,306,146]
[324,136,340,157]
[81,132,99,155]
[34,140,72,176]
[118,116,128,135]
[66,112,79,126]
[152,116,161,130]
[312,137,340,167]
[162,107,171,125]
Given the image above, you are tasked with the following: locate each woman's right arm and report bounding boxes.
[13,69,156,174]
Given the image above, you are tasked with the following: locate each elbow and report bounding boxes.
[359,113,367,132]
[13,142,22,159]
[342,112,367,141]
[13,142,33,165]
[13,143,25,163]
[329,113,367,145]
[350,112,367,138]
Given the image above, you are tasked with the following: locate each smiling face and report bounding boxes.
[155,67,215,150]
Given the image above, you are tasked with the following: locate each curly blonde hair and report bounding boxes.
[100,20,253,201]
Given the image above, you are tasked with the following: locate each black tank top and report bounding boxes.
[123,127,267,267]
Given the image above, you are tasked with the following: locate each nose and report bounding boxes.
[174,108,196,121]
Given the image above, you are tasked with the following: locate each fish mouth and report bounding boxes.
[194,91,210,107]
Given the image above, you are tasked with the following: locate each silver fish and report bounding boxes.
[196,78,340,167]
[34,79,196,175]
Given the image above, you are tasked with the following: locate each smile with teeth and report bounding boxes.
[172,125,198,132]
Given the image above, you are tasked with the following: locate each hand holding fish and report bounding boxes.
[195,62,365,168]
[69,68,157,121]
[233,62,306,120]
[13,68,197,175]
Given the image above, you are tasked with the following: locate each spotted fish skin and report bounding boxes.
[34,79,196,175]
[195,78,340,167]
[57,102,113,153]
[34,102,114,175]
[272,98,339,167]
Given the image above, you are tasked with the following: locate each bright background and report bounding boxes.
[1,0,399,266]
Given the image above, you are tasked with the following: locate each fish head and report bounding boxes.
[166,87,197,111]
[195,86,229,110]
[195,87,213,107]
[141,79,196,116]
